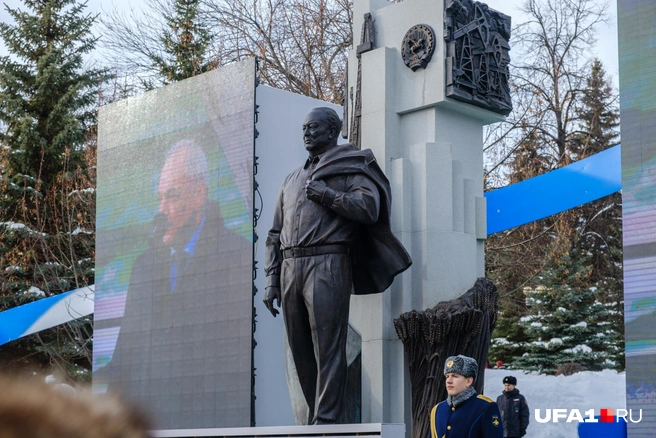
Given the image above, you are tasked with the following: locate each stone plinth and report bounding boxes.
[152,423,405,438]
[345,0,508,432]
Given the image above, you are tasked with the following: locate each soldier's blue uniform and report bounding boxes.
[429,394,504,438]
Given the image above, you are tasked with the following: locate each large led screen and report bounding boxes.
[619,1,656,435]
[93,59,255,429]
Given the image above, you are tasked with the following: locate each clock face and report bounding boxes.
[402,24,436,71]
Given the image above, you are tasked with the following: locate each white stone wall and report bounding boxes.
[346,0,505,431]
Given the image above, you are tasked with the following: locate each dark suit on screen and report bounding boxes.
[108,201,252,429]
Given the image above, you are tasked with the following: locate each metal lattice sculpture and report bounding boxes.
[444,0,512,115]
[394,278,499,438]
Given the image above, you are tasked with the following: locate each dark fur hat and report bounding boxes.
[503,376,517,385]
[444,355,478,381]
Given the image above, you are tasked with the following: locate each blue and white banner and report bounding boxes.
[0,285,94,346]
[0,147,623,344]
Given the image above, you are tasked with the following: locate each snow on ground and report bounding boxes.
[482,368,626,438]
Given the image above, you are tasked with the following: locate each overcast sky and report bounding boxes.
[0,0,619,83]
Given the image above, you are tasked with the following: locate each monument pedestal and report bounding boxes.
[152,423,405,438]
[346,0,508,432]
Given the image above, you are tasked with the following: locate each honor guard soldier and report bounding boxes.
[429,355,504,438]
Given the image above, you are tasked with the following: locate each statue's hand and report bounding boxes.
[306,179,337,207]
[263,286,281,317]
[305,179,327,203]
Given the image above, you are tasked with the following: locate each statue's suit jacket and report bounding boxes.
[310,143,412,294]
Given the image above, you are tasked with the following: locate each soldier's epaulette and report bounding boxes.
[477,394,494,403]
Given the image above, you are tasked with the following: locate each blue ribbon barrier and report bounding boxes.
[485,145,621,235]
[0,286,94,346]
[0,147,622,341]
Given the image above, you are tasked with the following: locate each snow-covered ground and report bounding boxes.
[482,368,626,438]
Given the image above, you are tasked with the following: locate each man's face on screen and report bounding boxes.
[158,148,207,245]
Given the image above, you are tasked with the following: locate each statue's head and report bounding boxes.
[302,107,342,157]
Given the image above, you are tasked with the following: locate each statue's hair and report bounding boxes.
[0,375,151,438]
[311,107,343,135]
[163,139,209,189]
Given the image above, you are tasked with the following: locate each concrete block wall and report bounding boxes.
[346,0,503,430]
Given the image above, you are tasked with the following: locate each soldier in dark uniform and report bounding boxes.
[429,355,504,438]
[496,376,530,438]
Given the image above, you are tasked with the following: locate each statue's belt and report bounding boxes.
[282,244,349,259]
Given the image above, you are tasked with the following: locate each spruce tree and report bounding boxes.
[488,59,623,371]
[106,0,215,89]
[0,0,102,379]
[511,250,623,373]
[571,59,620,159]
[487,128,569,366]
[569,58,624,369]
[155,0,213,83]
[0,0,100,190]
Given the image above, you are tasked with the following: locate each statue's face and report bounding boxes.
[302,110,335,156]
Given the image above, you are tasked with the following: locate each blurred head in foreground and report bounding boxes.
[0,375,151,438]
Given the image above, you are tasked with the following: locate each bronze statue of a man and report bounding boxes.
[264,107,411,424]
